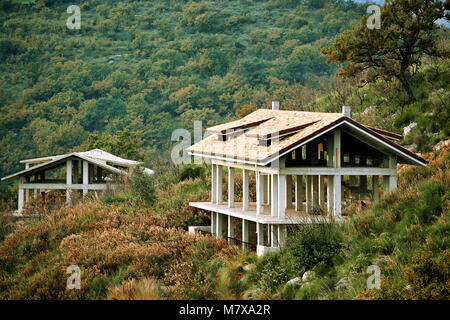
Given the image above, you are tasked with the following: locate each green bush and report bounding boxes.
[285,223,343,272]
[178,164,206,181]
[248,252,295,296]
[130,166,156,204]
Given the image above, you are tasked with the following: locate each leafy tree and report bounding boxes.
[322,0,449,103]
[85,129,144,161]
[81,97,126,131]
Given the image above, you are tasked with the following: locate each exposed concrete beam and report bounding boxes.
[280,167,396,176]
[20,183,120,190]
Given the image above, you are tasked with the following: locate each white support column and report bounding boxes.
[319,175,325,206]
[227,215,234,244]
[333,175,341,217]
[383,176,390,195]
[83,160,89,198]
[388,155,397,192]
[66,160,72,205]
[242,219,249,250]
[327,175,334,216]
[278,174,286,219]
[228,167,234,208]
[263,175,268,205]
[267,176,271,205]
[256,172,264,215]
[285,175,293,209]
[211,164,217,203]
[242,169,249,211]
[216,212,223,238]
[18,185,24,214]
[295,175,303,212]
[211,212,216,235]
[271,174,278,217]
[306,175,312,214]
[25,188,30,204]
[333,128,341,168]
[373,175,380,203]
[216,165,223,205]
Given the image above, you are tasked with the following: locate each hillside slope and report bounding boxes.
[0,0,366,179]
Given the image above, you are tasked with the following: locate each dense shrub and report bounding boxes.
[285,223,343,272]
[130,166,156,204]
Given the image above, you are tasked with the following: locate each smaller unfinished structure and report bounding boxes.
[187,103,428,256]
[1,149,153,215]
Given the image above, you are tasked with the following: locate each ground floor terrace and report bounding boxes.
[189,160,397,255]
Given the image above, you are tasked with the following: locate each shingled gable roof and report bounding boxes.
[187,109,428,167]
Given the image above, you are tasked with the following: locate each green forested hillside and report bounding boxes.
[0,0,366,180]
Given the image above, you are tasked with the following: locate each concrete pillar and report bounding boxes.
[319,175,325,206]
[278,174,286,219]
[263,175,268,204]
[388,155,397,192]
[211,164,217,203]
[227,216,234,244]
[228,167,234,208]
[242,169,249,211]
[242,219,249,249]
[256,172,264,215]
[216,212,223,238]
[66,160,72,204]
[83,160,89,198]
[271,174,278,217]
[216,165,223,204]
[18,186,24,214]
[211,212,216,235]
[312,175,319,211]
[285,175,293,209]
[333,128,341,168]
[373,175,380,203]
[389,175,397,192]
[383,176,390,195]
[266,176,271,205]
[295,175,303,211]
[306,175,312,214]
[333,175,341,217]
[327,175,334,216]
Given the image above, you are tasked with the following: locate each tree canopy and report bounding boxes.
[322,0,449,102]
